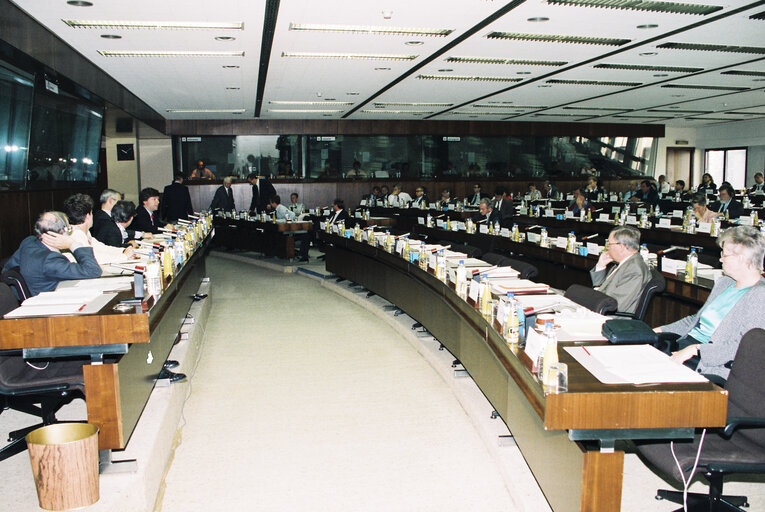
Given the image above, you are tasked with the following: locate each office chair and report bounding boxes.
[613,268,665,321]
[450,244,483,259]
[637,328,765,512]
[1,266,31,302]
[563,284,618,315]
[482,252,513,267]
[0,283,85,462]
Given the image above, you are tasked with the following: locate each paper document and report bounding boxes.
[22,288,101,306]
[556,308,607,341]
[564,345,709,384]
[490,279,550,295]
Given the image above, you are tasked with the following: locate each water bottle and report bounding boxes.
[146,252,162,297]
[456,260,467,299]
[494,220,501,235]
[436,250,447,282]
[419,242,428,270]
[567,231,576,253]
[542,322,559,387]
[480,274,492,318]
[540,227,548,247]
[640,243,650,263]
[504,293,520,345]
[517,300,526,343]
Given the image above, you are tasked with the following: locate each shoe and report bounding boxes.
[157,368,187,383]
[163,360,179,369]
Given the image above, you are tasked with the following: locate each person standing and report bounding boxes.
[248,173,276,213]
[162,174,194,223]
[210,177,236,212]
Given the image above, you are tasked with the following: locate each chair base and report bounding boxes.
[657,489,749,512]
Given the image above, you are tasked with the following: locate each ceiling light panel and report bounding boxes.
[485,32,630,46]
[98,50,246,57]
[281,52,417,60]
[446,56,567,66]
[63,20,245,30]
[545,0,723,16]
[288,23,453,37]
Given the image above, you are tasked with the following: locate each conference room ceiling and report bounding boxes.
[10,0,765,127]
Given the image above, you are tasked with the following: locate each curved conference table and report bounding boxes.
[320,232,727,512]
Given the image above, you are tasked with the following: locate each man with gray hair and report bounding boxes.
[590,226,651,314]
[92,188,121,240]
[3,211,102,296]
[387,183,412,207]
[210,176,236,211]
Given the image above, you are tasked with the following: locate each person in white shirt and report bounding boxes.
[288,193,305,215]
[268,195,296,221]
[387,184,412,207]
[411,186,428,207]
[657,175,671,195]
[527,183,542,201]
[749,172,765,195]
[62,193,138,265]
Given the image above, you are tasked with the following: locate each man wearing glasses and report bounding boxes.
[589,226,651,315]
[468,184,488,206]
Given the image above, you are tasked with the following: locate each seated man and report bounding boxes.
[472,198,499,225]
[3,211,102,296]
[623,181,638,201]
[527,183,542,201]
[210,176,236,212]
[131,187,168,234]
[749,172,764,195]
[630,180,659,205]
[189,160,216,180]
[673,179,691,201]
[91,188,121,241]
[590,226,651,315]
[710,183,745,219]
[327,198,351,225]
[387,183,412,207]
[288,193,304,215]
[468,184,487,206]
[268,194,296,221]
[62,193,136,264]
[346,160,368,178]
[542,180,559,199]
[568,189,594,217]
[364,186,382,207]
[97,200,138,248]
[411,186,428,207]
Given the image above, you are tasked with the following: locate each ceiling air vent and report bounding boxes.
[546,79,641,86]
[658,42,765,55]
[546,0,723,15]
[594,63,702,72]
[486,32,629,46]
[749,10,765,20]
[446,56,567,66]
[661,84,751,91]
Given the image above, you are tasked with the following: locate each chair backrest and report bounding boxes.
[482,252,511,266]
[0,282,19,317]
[564,284,618,315]
[451,244,483,259]
[631,268,666,320]
[1,267,30,302]
[481,252,539,280]
[725,328,765,449]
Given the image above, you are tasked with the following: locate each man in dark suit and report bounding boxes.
[468,184,489,206]
[630,180,659,206]
[748,172,764,195]
[710,183,745,219]
[210,177,236,211]
[327,199,351,225]
[96,201,137,247]
[3,211,102,296]
[161,174,194,223]
[248,172,277,213]
[492,186,514,228]
[91,188,121,241]
[472,198,500,225]
[131,188,164,234]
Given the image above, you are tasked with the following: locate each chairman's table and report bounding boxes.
[320,232,727,512]
[213,217,312,259]
[0,236,211,451]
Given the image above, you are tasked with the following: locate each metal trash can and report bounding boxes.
[26,423,100,510]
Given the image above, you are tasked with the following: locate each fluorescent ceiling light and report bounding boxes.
[166,109,246,113]
[269,101,354,105]
[288,23,452,37]
[546,0,723,15]
[281,52,416,60]
[472,104,547,109]
[99,51,244,57]
[594,63,702,72]
[373,102,453,107]
[487,32,630,46]
[447,56,566,66]
[359,110,433,114]
[658,42,765,55]
[268,109,344,113]
[546,78,641,86]
[63,20,244,30]
[452,111,525,115]
[417,74,523,82]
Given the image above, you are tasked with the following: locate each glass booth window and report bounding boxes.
[0,64,34,188]
[181,135,300,179]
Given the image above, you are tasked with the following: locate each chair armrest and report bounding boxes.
[723,417,765,438]
[611,312,637,319]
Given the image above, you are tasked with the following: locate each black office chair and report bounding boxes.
[0,283,85,462]
[1,266,31,302]
[613,268,666,321]
[564,284,618,315]
[482,252,539,280]
[637,328,765,512]
[450,244,483,259]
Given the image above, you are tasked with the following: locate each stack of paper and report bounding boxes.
[490,279,549,295]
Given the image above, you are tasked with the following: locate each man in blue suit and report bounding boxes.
[3,211,102,296]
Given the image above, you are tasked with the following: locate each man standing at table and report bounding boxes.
[590,226,651,315]
[162,174,194,223]
[3,211,102,296]
[210,177,236,212]
[492,186,514,227]
[248,172,276,213]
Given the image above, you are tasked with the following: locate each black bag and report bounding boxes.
[601,318,658,345]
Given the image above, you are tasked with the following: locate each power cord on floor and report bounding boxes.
[671,428,706,512]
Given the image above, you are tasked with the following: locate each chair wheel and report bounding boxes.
[743,502,749,508]
[654,495,663,501]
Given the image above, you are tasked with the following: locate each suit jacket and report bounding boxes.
[328,208,351,225]
[162,182,194,222]
[132,206,162,234]
[91,209,112,240]
[590,253,651,315]
[635,189,660,205]
[411,195,428,207]
[493,197,514,227]
[709,199,745,219]
[468,192,489,206]
[92,218,124,247]
[749,183,765,195]
[3,236,102,296]
[472,209,500,225]
[210,185,236,211]
[662,276,765,379]
[249,179,277,212]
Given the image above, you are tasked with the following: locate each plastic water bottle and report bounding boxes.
[436,250,447,282]
[685,248,698,283]
[504,293,520,345]
[456,260,467,299]
[640,244,650,263]
[540,227,548,247]
[517,300,526,343]
[419,242,428,270]
[542,322,559,387]
[480,274,492,318]
[494,220,501,235]
[146,252,162,297]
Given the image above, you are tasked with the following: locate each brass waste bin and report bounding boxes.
[26,423,100,511]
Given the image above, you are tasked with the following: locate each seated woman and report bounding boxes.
[655,226,765,381]
[696,172,718,195]
[691,193,719,223]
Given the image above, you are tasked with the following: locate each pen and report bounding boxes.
[78,304,86,312]
[582,346,591,356]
